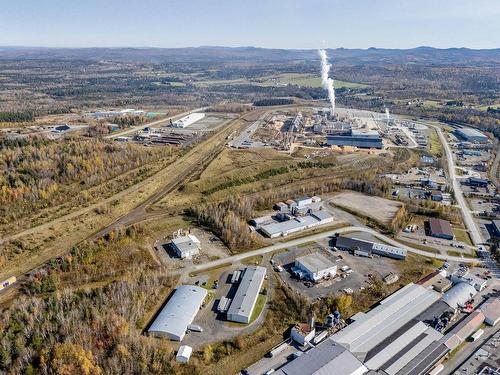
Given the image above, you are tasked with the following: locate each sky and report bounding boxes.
[1,0,499,49]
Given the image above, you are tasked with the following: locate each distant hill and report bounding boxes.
[0,45,499,66]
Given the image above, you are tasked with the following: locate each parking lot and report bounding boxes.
[272,238,400,300]
[155,227,230,268]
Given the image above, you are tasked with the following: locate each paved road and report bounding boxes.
[427,122,500,278]
[190,226,480,274]
[434,126,483,246]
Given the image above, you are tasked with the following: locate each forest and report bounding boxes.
[0,136,173,225]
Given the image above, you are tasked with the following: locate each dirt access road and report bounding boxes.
[0,110,258,281]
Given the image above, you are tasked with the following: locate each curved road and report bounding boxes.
[190,225,479,274]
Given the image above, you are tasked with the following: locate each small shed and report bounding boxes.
[176,345,192,363]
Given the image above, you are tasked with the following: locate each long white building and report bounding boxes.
[227,266,266,324]
[148,285,207,341]
[170,113,205,128]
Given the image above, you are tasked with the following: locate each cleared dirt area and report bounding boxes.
[330,191,403,225]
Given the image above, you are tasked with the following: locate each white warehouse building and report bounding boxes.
[148,285,207,341]
[170,112,205,128]
[170,234,201,259]
[227,266,266,324]
[294,253,337,282]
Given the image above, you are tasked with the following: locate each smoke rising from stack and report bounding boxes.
[318,49,335,117]
[385,107,390,123]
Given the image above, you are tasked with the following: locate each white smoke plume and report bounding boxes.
[318,49,335,116]
[385,107,390,122]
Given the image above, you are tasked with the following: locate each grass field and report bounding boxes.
[428,129,443,157]
[241,255,264,266]
[452,228,473,246]
[447,250,477,258]
[249,292,267,323]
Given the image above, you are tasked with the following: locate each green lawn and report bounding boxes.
[428,129,443,157]
[249,292,267,324]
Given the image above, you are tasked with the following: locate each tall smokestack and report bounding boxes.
[318,49,336,117]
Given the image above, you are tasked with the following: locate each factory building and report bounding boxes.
[466,177,489,187]
[331,283,441,363]
[326,130,383,149]
[259,211,334,238]
[295,196,313,207]
[441,282,477,309]
[440,310,485,351]
[148,285,207,341]
[170,234,201,259]
[293,253,337,282]
[291,321,316,346]
[480,298,500,326]
[427,218,454,240]
[334,236,407,260]
[454,128,488,143]
[226,266,266,324]
[170,112,205,128]
[449,268,487,291]
[277,339,368,375]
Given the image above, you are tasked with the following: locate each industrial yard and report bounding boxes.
[0,36,498,375]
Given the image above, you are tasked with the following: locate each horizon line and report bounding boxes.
[0,45,499,51]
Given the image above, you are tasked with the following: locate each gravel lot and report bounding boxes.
[272,240,400,300]
[331,191,403,225]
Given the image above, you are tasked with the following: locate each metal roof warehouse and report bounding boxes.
[227,266,266,324]
[277,339,368,375]
[427,218,454,240]
[148,285,207,341]
[331,283,441,362]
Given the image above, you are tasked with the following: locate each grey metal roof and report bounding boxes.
[277,339,367,375]
[296,253,336,274]
[335,236,373,253]
[441,282,477,309]
[260,215,324,237]
[148,285,207,341]
[395,341,449,375]
[455,128,487,139]
[171,235,200,255]
[226,266,266,321]
[311,210,333,221]
[331,283,441,361]
[365,323,443,374]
